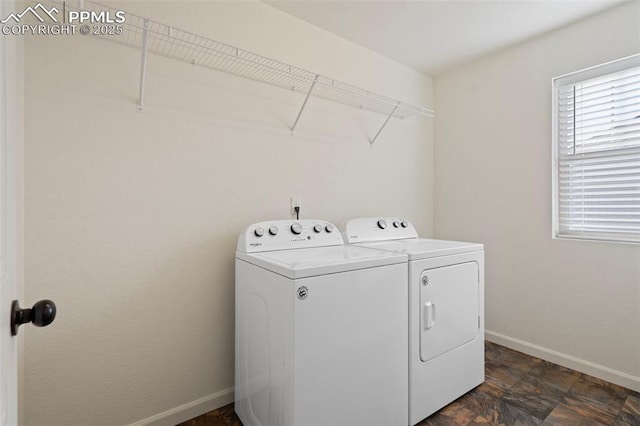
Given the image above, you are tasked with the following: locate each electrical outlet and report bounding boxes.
[290,196,301,217]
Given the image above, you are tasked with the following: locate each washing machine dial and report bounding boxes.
[377,219,387,229]
[401,221,408,228]
[325,224,334,233]
[291,223,302,235]
[393,221,400,228]
[254,227,264,237]
[313,224,323,233]
[268,226,279,236]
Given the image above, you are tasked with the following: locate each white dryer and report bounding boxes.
[235,219,409,426]
[344,217,485,425]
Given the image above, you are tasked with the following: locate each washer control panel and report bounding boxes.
[344,217,418,243]
[237,219,343,253]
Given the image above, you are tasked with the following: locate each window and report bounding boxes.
[552,54,640,243]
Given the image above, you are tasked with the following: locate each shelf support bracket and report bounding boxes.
[291,74,319,134]
[137,18,150,112]
[370,103,399,145]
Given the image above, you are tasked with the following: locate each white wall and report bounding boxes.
[23,1,433,424]
[434,2,640,391]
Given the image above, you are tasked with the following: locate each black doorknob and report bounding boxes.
[11,299,56,336]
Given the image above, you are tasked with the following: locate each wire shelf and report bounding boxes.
[49,0,433,141]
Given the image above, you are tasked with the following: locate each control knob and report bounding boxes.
[377,219,387,229]
[325,224,334,233]
[313,224,323,233]
[254,227,264,237]
[269,226,278,236]
[401,221,408,228]
[291,223,302,235]
[393,221,400,228]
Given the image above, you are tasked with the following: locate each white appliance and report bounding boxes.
[235,219,409,426]
[344,217,485,425]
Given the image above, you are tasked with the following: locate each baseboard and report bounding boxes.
[127,387,234,426]
[486,330,640,393]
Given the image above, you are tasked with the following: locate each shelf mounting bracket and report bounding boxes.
[291,74,319,134]
[370,103,399,145]
[137,18,150,112]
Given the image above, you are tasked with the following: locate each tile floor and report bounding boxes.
[178,341,640,426]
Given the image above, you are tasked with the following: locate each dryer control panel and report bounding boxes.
[237,219,343,252]
[344,217,418,243]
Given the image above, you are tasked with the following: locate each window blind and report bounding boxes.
[553,55,640,243]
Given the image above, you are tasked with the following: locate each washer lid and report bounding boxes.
[356,238,483,261]
[236,245,407,279]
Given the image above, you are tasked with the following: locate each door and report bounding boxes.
[419,261,479,362]
[0,0,23,423]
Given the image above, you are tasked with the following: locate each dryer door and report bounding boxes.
[419,261,479,362]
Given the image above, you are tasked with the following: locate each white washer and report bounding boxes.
[344,217,485,425]
[235,219,409,426]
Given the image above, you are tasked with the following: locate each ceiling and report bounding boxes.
[264,0,628,76]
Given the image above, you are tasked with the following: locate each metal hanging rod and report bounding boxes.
[291,75,319,134]
[137,18,149,112]
[370,103,400,145]
[49,0,434,143]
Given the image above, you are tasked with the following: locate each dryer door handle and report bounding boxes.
[424,302,435,329]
